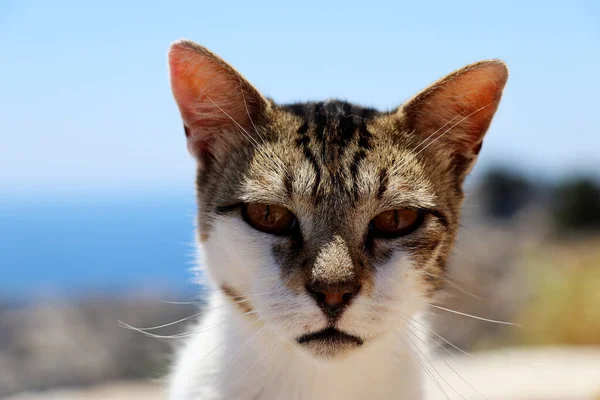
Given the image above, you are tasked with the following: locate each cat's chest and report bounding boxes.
[223,337,423,400]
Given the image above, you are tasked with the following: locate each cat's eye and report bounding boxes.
[370,208,424,238]
[242,203,298,235]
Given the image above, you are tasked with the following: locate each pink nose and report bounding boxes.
[306,282,360,317]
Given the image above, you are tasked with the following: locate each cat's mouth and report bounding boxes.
[297,327,363,350]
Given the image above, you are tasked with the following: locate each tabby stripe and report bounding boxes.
[350,149,367,199]
[295,121,322,199]
[377,168,388,199]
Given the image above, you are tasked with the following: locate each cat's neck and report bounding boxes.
[169,292,423,400]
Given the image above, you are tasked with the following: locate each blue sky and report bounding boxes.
[1,1,599,197]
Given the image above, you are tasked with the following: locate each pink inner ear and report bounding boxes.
[407,61,508,153]
[443,66,505,136]
[169,41,269,148]
[169,49,241,130]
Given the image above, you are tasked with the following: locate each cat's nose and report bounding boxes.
[306,282,360,317]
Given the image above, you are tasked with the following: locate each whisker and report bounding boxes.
[219,325,267,378]
[204,94,285,177]
[121,293,272,332]
[413,103,491,158]
[403,317,462,362]
[118,317,232,340]
[193,311,259,336]
[442,275,483,300]
[402,326,468,400]
[406,316,544,367]
[390,326,451,400]
[372,287,443,302]
[428,304,520,326]
[386,100,495,181]
[415,269,482,301]
[403,325,489,400]
[237,79,293,182]
[200,318,265,395]
[238,77,266,147]
[119,308,258,341]
[411,83,497,154]
[413,113,463,153]
[196,342,224,367]
[117,321,192,339]
[119,312,204,332]
[232,335,278,391]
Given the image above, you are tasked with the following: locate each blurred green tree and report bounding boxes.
[477,168,535,220]
[552,178,600,232]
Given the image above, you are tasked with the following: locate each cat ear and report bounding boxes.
[398,60,508,174]
[168,40,270,160]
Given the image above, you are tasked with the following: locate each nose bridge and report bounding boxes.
[311,234,355,285]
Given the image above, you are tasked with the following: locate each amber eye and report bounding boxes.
[242,203,298,235]
[370,209,424,238]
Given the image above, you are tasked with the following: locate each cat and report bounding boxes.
[166,39,508,400]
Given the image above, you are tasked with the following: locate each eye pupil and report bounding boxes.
[242,203,297,235]
[370,208,423,238]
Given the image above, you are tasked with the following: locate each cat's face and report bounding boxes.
[169,40,507,360]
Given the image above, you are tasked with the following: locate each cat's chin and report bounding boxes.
[296,327,364,360]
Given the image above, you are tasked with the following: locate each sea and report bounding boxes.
[0,191,200,299]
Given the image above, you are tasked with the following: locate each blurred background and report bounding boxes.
[1,1,599,399]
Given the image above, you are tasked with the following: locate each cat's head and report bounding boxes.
[168,40,508,360]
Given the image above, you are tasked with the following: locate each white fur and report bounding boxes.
[168,214,434,399]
